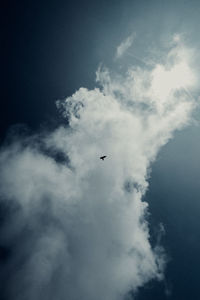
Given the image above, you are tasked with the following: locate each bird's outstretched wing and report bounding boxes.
[100,155,107,160]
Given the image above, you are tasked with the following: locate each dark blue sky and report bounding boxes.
[139,125,200,299]
[1,1,200,299]
[2,0,200,137]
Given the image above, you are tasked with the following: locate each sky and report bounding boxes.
[1,1,200,299]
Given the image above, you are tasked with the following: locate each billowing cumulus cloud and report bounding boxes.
[0,36,197,300]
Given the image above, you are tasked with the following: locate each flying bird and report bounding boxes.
[100,155,107,160]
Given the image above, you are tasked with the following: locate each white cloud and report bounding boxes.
[0,36,197,300]
[116,34,135,59]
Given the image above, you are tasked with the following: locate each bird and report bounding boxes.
[100,155,107,160]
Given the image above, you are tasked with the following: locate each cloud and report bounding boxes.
[0,36,197,300]
[116,34,136,59]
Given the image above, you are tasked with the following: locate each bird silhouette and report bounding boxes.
[100,155,107,160]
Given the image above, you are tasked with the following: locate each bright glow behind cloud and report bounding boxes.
[0,36,197,300]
